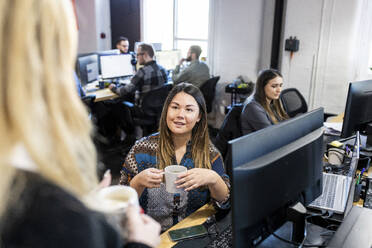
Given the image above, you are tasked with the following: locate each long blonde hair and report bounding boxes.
[0,0,98,215]
[157,83,211,170]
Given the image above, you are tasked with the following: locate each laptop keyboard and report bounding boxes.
[313,174,337,209]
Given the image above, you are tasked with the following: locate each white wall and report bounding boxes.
[209,0,273,127]
[75,0,111,54]
[210,0,265,83]
[95,0,112,51]
[280,0,372,114]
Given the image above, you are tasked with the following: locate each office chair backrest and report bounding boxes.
[214,103,243,159]
[141,83,173,118]
[200,76,220,113]
[280,88,308,118]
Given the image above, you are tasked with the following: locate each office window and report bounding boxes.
[142,0,209,59]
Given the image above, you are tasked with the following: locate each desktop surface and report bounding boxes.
[327,206,372,248]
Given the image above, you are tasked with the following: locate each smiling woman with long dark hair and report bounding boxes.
[120,83,230,231]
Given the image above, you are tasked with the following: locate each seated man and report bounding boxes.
[115,36,137,66]
[108,43,168,144]
[172,45,210,88]
[109,43,167,103]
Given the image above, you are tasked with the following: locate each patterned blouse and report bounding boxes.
[119,133,230,231]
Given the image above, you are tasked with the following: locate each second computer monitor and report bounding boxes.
[228,108,324,247]
[341,80,372,139]
[155,50,182,71]
[100,54,134,79]
[77,54,99,86]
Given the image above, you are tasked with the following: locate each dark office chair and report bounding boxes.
[214,103,243,160]
[125,83,173,136]
[82,95,96,108]
[81,95,96,120]
[200,76,220,113]
[280,88,308,118]
[280,88,336,122]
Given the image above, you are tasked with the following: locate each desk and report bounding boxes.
[225,83,252,106]
[328,113,344,123]
[88,88,118,102]
[158,203,216,248]
[84,82,119,102]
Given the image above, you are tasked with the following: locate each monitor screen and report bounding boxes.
[155,50,182,71]
[152,43,162,51]
[97,49,120,56]
[228,108,324,247]
[100,54,134,79]
[341,80,372,138]
[76,54,99,86]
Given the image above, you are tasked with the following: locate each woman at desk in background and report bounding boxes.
[0,1,160,247]
[120,83,230,231]
[241,69,289,135]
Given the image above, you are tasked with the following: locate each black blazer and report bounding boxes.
[1,171,149,248]
[240,98,275,135]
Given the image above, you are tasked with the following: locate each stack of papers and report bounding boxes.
[323,122,343,136]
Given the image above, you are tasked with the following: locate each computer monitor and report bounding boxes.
[155,50,182,71]
[100,54,134,79]
[340,80,372,146]
[228,108,324,247]
[76,54,99,86]
[152,43,162,51]
[97,49,120,56]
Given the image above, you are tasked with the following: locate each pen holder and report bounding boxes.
[353,183,362,202]
[99,81,105,89]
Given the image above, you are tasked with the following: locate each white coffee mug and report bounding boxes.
[97,185,139,213]
[95,185,139,238]
[164,165,187,193]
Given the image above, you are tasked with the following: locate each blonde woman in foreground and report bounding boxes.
[0,1,160,247]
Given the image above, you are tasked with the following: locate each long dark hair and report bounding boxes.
[157,83,211,169]
[254,69,289,123]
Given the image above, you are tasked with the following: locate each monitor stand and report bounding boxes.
[286,202,307,243]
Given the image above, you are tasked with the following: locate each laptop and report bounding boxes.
[309,172,353,214]
[308,139,359,214]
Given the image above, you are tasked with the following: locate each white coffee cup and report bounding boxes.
[97,185,139,213]
[95,185,139,238]
[164,165,187,193]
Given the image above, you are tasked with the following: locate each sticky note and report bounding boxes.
[330,141,343,148]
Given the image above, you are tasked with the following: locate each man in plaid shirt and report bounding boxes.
[108,43,168,145]
[109,43,167,103]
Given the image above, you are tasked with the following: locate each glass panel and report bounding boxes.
[176,0,209,40]
[175,40,208,60]
[142,0,174,50]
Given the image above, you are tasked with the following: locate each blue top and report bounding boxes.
[74,72,85,98]
[120,133,230,231]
